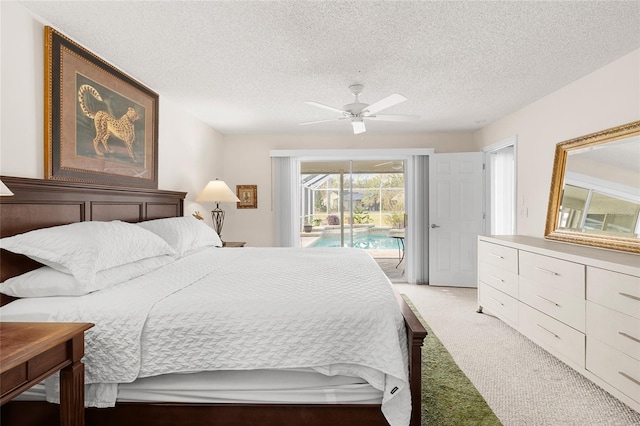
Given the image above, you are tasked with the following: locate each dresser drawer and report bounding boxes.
[479,282,518,327]
[586,301,640,361]
[478,261,518,299]
[0,364,27,396]
[519,251,585,298]
[519,275,585,332]
[587,267,640,320]
[519,302,585,369]
[478,241,518,274]
[587,338,640,405]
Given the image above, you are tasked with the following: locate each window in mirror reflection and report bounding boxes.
[559,185,588,229]
[559,184,640,237]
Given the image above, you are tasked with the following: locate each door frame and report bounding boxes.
[483,135,518,235]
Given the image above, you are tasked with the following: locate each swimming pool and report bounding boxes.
[308,233,401,250]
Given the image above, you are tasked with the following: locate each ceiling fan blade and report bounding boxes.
[351,119,366,135]
[363,94,407,115]
[304,101,347,115]
[366,114,420,122]
[299,118,346,126]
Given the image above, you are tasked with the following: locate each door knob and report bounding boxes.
[430,224,440,228]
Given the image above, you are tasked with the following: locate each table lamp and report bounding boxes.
[196,179,239,240]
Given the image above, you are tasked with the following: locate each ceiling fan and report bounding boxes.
[375,161,404,170]
[299,84,420,134]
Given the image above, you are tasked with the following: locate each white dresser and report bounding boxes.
[477,235,640,412]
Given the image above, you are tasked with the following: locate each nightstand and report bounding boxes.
[222,241,246,247]
[1,322,94,426]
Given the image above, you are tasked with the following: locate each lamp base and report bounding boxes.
[211,207,225,241]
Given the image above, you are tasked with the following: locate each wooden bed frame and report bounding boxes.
[0,175,427,426]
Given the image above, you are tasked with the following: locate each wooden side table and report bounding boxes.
[1,322,94,426]
[222,241,246,247]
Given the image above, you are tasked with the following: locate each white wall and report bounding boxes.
[473,49,640,238]
[157,98,225,221]
[0,1,224,224]
[222,132,474,246]
[1,1,43,178]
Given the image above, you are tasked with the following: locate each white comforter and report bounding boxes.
[44,247,410,426]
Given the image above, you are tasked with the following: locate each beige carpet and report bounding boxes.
[373,257,405,283]
[394,283,640,426]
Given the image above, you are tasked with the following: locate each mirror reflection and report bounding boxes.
[545,120,640,253]
[558,136,640,238]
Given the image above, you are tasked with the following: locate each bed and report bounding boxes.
[0,175,426,426]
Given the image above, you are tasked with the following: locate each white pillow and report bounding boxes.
[0,255,175,297]
[136,216,222,257]
[0,297,69,322]
[0,220,176,286]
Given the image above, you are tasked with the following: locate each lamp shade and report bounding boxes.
[0,179,14,196]
[196,179,239,203]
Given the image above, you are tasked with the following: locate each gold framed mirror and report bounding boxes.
[545,120,640,254]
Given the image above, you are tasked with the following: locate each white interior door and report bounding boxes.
[429,152,485,287]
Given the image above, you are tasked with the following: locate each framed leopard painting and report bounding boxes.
[45,27,159,189]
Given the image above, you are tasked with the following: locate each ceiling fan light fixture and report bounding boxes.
[391,162,403,170]
[351,118,366,134]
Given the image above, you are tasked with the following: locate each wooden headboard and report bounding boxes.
[0,176,186,292]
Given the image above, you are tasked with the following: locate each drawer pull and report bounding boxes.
[618,371,640,387]
[619,292,640,302]
[489,253,504,259]
[489,296,504,306]
[619,331,640,344]
[535,267,560,276]
[536,294,561,307]
[536,324,559,339]
[489,275,505,283]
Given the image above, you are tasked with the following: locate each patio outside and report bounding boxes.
[300,172,405,261]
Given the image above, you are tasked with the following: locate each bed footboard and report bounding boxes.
[1,292,426,426]
[1,402,389,426]
[395,289,428,426]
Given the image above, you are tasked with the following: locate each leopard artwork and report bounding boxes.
[78,84,140,163]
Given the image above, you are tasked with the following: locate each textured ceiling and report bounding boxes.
[19,1,640,135]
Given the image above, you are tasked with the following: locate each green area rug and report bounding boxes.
[403,295,502,426]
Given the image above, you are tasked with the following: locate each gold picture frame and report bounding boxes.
[237,185,257,209]
[44,27,159,188]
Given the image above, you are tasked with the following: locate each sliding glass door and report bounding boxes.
[300,161,350,247]
[299,160,405,259]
